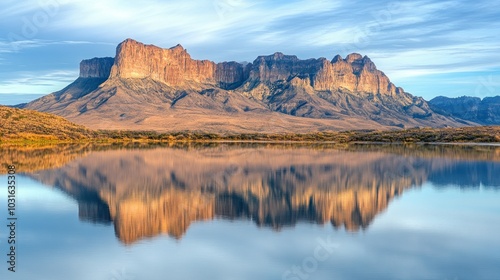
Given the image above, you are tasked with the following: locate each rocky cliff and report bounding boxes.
[79,57,114,78]
[23,39,469,132]
[429,96,500,125]
[110,40,215,86]
[109,39,250,89]
[107,39,406,96]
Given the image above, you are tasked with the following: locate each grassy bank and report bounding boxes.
[2,126,499,145]
[2,105,499,144]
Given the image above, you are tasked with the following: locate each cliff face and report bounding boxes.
[107,40,402,96]
[109,39,252,90]
[247,52,400,96]
[215,61,250,89]
[429,96,500,125]
[249,53,317,83]
[79,57,114,78]
[313,54,401,95]
[23,38,467,132]
[110,39,216,86]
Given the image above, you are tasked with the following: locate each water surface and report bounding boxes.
[0,143,499,280]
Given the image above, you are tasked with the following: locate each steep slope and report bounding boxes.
[26,57,113,112]
[429,96,500,125]
[24,39,467,133]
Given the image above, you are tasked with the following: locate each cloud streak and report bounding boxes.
[0,69,77,94]
[0,0,499,100]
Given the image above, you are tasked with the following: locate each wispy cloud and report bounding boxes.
[0,69,78,94]
[0,0,499,99]
[0,39,115,53]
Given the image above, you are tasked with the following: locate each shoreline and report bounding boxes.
[2,125,499,146]
[2,139,500,147]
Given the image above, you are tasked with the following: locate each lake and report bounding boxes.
[0,143,499,280]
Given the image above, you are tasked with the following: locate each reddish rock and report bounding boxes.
[109,39,216,86]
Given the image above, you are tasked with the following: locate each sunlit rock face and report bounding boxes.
[110,39,216,86]
[110,39,397,95]
[22,144,500,245]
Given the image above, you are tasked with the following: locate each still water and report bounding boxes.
[0,143,499,280]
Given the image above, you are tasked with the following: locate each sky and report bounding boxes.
[1,0,500,105]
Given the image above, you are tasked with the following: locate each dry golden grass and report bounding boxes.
[0,106,95,142]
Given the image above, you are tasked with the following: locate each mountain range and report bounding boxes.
[429,96,500,125]
[21,39,473,133]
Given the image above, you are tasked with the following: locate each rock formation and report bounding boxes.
[79,57,114,78]
[22,39,471,132]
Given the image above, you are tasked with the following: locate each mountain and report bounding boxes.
[23,39,469,133]
[0,105,94,141]
[429,96,500,125]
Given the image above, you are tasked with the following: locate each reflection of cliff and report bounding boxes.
[24,146,499,244]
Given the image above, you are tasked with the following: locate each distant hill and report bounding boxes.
[0,106,94,141]
[21,38,469,133]
[429,96,500,125]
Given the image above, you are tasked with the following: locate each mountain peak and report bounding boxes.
[118,38,147,49]
[255,52,300,62]
[345,53,363,63]
[170,43,185,52]
[331,54,343,63]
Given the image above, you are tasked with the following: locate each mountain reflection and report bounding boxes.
[21,144,499,244]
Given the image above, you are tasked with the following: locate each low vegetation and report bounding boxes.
[1,106,499,144]
[348,126,500,143]
[0,106,95,143]
[81,126,500,144]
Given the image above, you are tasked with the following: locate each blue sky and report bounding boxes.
[1,0,500,105]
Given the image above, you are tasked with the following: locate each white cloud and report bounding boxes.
[371,43,500,79]
[0,69,78,94]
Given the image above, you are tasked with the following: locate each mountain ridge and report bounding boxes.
[429,95,500,125]
[22,39,471,133]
